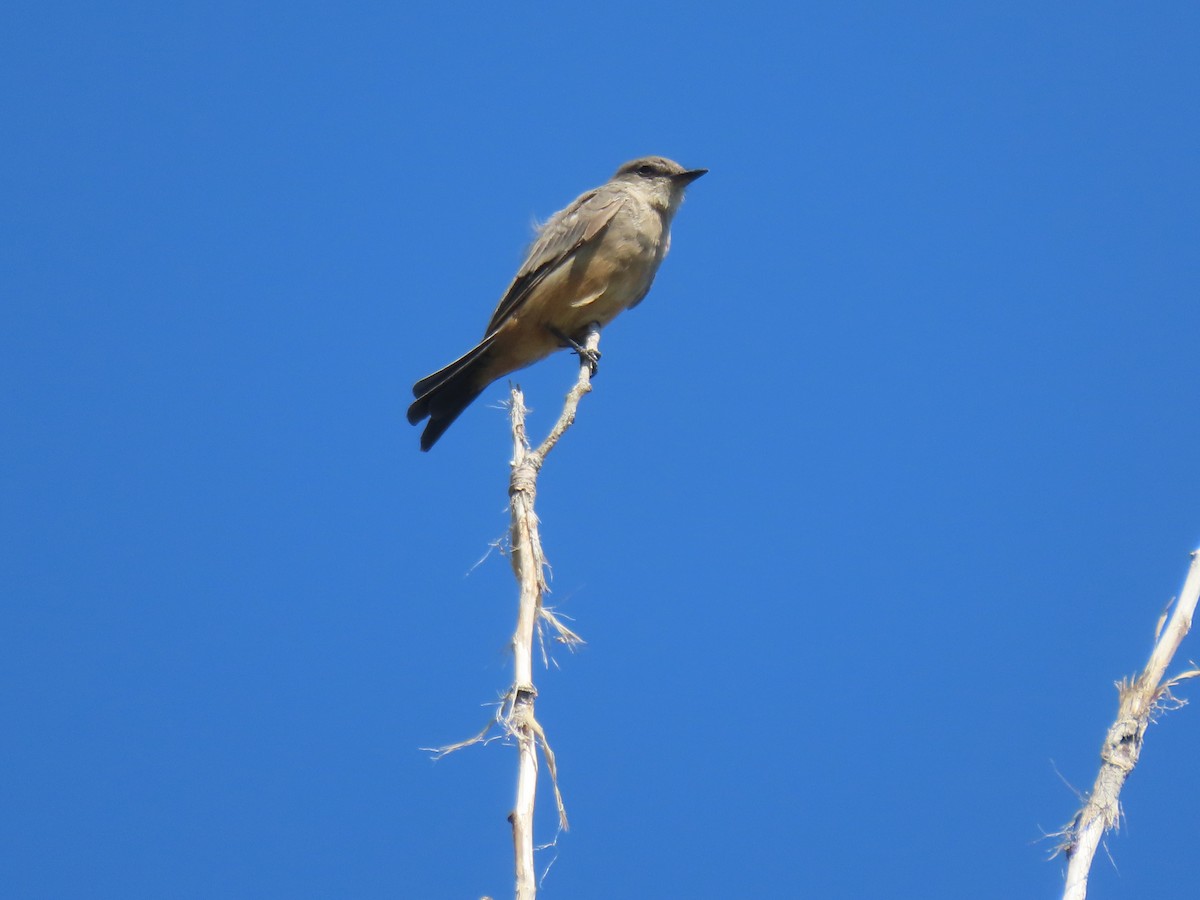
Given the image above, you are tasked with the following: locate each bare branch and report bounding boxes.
[504,323,601,899]
[1058,549,1200,900]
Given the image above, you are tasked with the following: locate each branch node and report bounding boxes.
[1057,549,1200,898]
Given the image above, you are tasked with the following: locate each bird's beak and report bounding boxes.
[673,168,708,185]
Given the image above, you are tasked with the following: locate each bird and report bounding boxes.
[407,155,706,451]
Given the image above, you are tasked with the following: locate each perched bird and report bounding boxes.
[407,155,706,450]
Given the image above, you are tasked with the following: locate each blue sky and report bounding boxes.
[4,2,1200,897]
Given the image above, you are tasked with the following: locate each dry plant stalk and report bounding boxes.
[1058,549,1200,900]
[504,323,599,900]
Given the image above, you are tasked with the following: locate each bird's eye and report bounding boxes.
[636,164,655,177]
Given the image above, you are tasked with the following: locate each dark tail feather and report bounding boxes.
[408,337,495,451]
[410,380,486,450]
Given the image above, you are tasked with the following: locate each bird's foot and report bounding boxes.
[549,326,602,376]
[579,346,601,376]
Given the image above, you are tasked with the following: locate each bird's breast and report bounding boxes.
[514,204,669,342]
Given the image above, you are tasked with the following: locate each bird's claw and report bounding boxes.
[580,347,601,376]
[549,326,602,376]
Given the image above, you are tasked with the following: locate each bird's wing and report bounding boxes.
[483,186,627,338]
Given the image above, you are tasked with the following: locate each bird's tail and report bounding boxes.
[407,336,496,451]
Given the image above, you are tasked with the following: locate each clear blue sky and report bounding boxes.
[4,3,1200,898]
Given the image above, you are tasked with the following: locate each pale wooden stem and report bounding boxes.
[505,324,601,900]
[1061,549,1200,900]
[507,387,540,900]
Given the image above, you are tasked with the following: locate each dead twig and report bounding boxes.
[505,323,601,900]
[1056,549,1200,900]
